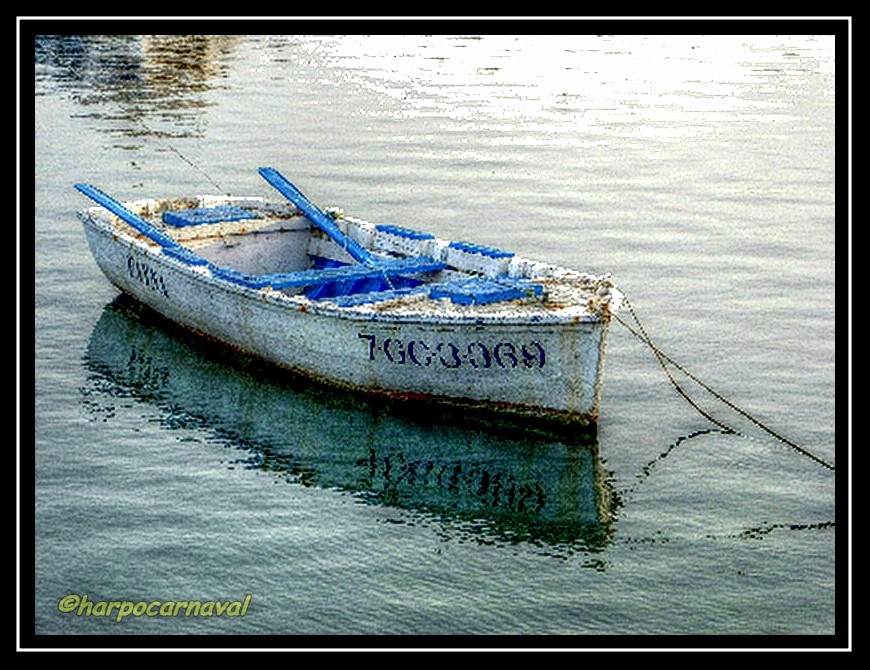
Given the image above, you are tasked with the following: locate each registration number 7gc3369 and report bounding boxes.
[358,333,546,370]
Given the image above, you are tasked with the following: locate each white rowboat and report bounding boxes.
[75,167,622,434]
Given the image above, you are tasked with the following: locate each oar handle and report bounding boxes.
[74,183,180,249]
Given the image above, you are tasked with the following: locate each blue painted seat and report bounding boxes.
[328,277,544,307]
[329,285,432,307]
[429,277,543,306]
[162,205,259,227]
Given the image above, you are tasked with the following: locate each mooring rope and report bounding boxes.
[160,143,227,195]
[613,297,835,472]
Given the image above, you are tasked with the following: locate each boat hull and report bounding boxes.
[82,209,612,432]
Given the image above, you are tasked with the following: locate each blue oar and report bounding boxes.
[258,167,377,267]
[74,183,180,249]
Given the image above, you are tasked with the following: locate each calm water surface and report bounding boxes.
[30,32,841,645]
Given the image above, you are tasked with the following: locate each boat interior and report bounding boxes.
[76,168,607,311]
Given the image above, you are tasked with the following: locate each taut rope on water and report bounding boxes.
[612,297,835,472]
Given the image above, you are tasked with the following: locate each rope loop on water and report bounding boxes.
[613,297,835,472]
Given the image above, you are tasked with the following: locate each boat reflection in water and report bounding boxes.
[84,296,619,555]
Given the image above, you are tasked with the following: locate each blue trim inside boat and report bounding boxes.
[208,266,273,288]
[310,256,350,270]
[161,245,210,266]
[447,241,515,259]
[375,224,435,240]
